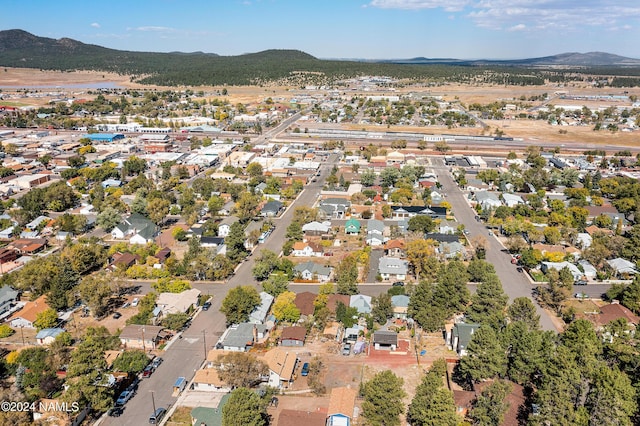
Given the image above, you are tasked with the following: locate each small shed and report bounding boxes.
[280,326,306,347]
[373,330,398,350]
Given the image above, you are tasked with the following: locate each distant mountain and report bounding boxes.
[1,29,640,87]
[383,52,640,67]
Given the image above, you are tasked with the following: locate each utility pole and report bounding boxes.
[150,390,156,415]
[202,330,207,359]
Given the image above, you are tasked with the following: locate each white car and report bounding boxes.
[131,298,139,307]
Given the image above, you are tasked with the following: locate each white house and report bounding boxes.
[191,368,232,393]
[378,257,408,281]
[262,348,297,389]
[293,262,332,282]
[501,193,525,208]
[217,216,239,238]
[541,261,583,280]
[475,191,502,210]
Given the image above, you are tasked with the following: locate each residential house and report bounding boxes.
[378,257,409,281]
[8,295,50,329]
[327,294,351,314]
[277,409,326,426]
[280,326,306,347]
[190,394,230,426]
[575,232,593,249]
[216,323,268,352]
[192,368,232,393]
[219,200,235,216]
[438,220,457,235]
[302,221,331,236]
[439,241,465,259]
[294,292,317,317]
[391,295,410,320]
[474,191,502,210]
[365,219,385,246]
[111,213,158,244]
[119,325,165,350]
[344,218,361,235]
[293,262,332,282]
[326,386,358,426]
[607,258,638,276]
[350,294,372,314]
[109,252,140,270]
[218,216,239,238]
[8,238,47,255]
[541,261,583,281]
[373,330,398,350]
[249,292,275,325]
[156,288,201,316]
[594,301,640,330]
[319,198,351,219]
[262,348,298,389]
[261,200,284,217]
[391,205,447,220]
[291,241,324,257]
[383,239,405,258]
[36,328,65,345]
[578,259,597,280]
[501,193,525,208]
[447,322,481,356]
[0,285,19,317]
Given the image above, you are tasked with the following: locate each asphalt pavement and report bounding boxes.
[430,157,560,331]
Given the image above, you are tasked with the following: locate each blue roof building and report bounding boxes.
[84,133,125,143]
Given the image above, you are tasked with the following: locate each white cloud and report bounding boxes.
[90,22,100,28]
[134,26,176,33]
[370,0,640,32]
[368,0,470,12]
[508,23,526,31]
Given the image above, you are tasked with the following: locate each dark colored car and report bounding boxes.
[301,362,309,376]
[142,365,155,378]
[517,267,524,273]
[108,407,124,417]
[112,312,122,319]
[202,301,212,311]
[392,281,405,287]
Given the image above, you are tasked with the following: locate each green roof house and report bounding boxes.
[344,218,361,235]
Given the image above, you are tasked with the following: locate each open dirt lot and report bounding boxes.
[4,67,639,147]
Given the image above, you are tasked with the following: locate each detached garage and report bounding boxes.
[373,330,397,350]
[280,326,306,347]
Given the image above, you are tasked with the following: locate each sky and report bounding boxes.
[2,0,640,60]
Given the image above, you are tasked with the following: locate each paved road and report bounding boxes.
[430,157,559,331]
[101,152,338,425]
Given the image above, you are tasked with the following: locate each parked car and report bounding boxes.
[131,298,140,307]
[392,281,405,287]
[142,365,155,378]
[575,280,588,286]
[202,301,211,311]
[574,293,587,298]
[112,312,122,319]
[342,343,351,356]
[108,407,124,417]
[517,267,524,273]
[149,407,167,424]
[151,357,163,369]
[121,302,130,309]
[301,362,310,376]
[115,390,133,406]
